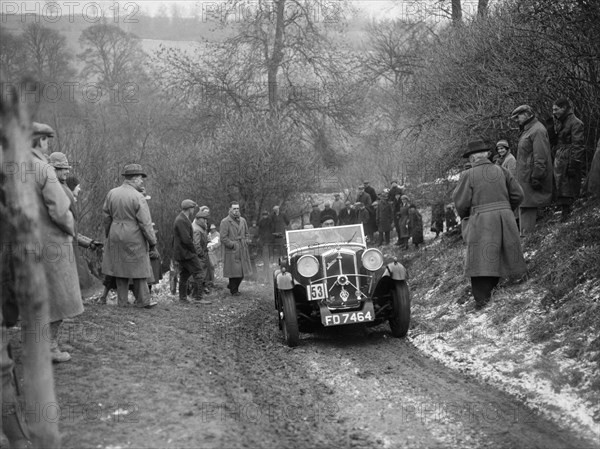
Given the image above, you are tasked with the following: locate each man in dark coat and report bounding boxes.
[338,201,356,225]
[191,208,212,304]
[511,104,553,235]
[431,201,445,238]
[376,193,393,245]
[453,140,527,309]
[389,180,403,199]
[363,181,377,203]
[220,201,253,296]
[552,98,586,221]
[103,164,157,309]
[173,199,206,303]
[356,186,373,241]
[320,202,337,225]
[445,205,458,230]
[270,205,289,260]
[257,210,272,263]
[309,203,321,228]
[408,205,424,248]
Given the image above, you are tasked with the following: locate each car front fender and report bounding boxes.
[386,260,408,281]
[275,269,295,290]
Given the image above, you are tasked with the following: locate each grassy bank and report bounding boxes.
[403,200,600,440]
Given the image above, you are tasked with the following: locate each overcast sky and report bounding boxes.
[2,0,452,21]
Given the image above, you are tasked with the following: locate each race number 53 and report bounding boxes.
[308,283,327,300]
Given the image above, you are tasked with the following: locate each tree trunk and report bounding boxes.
[1,84,61,447]
[478,0,489,18]
[452,0,462,25]
[268,0,286,115]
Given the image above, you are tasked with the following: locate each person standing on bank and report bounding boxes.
[191,208,213,304]
[173,199,207,304]
[102,164,158,309]
[220,201,253,296]
[453,139,527,309]
[28,123,83,363]
[552,98,585,221]
[511,105,553,235]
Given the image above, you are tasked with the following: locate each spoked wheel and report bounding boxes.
[389,281,411,337]
[280,289,299,347]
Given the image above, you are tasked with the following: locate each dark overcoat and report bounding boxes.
[173,211,196,261]
[338,207,356,225]
[408,210,424,244]
[453,159,527,278]
[376,200,393,232]
[102,181,156,279]
[31,149,83,322]
[553,112,585,200]
[516,118,553,207]
[220,214,253,278]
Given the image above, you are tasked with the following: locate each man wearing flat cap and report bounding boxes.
[27,123,84,362]
[191,208,212,304]
[338,200,356,225]
[102,164,157,309]
[173,199,207,303]
[309,203,321,228]
[453,139,526,309]
[511,104,553,235]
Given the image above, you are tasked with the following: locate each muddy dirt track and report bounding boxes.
[11,282,598,448]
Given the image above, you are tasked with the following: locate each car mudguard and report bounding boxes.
[385,258,408,281]
[275,269,295,290]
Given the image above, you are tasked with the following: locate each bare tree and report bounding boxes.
[21,23,73,82]
[78,23,146,88]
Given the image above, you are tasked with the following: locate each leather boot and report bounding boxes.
[49,321,70,363]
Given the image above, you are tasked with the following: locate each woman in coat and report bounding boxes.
[408,205,424,248]
[395,195,411,249]
[376,193,393,245]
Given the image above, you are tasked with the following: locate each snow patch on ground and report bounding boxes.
[411,287,600,443]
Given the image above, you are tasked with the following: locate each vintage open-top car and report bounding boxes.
[273,223,410,347]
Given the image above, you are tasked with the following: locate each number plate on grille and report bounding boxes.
[308,283,327,300]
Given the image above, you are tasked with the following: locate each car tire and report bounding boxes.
[390,281,411,338]
[281,289,299,347]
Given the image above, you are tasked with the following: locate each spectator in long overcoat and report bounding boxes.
[220,201,253,296]
[408,205,424,248]
[257,210,272,261]
[376,193,393,245]
[453,139,527,309]
[396,195,411,248]
[102,164,157,309]
[309,204,321,228]
[363,181,378,203]
[511,105,553,235]
[173,199,206,303]
[271,205,289,260]
[355,202,370,236]
[552,98,586,220]
[29,123,83,363]
[331,193,344,216]
[49,156,101,293]
[431,201,445,238]
[191,209,212,304]
[338,201,356,225]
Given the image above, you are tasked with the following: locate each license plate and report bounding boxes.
[320,302,375,327]
[308,283,327,300]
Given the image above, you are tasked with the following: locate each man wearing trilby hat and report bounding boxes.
[453,139,527,309]
[101,163,157,309]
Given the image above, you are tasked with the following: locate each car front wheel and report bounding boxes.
[389,281,411,337]
[280,289,299,347]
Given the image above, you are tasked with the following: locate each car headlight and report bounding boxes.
[362,248,384,271]
[297,255,319,277]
